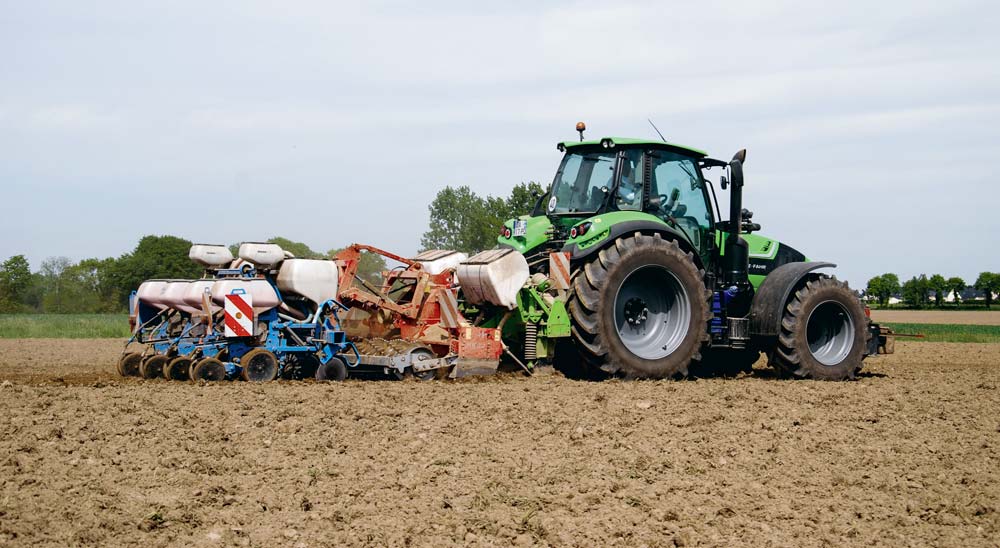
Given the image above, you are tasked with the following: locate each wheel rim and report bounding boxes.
[120,353,142,377]
[316,357,347,381]
[408,347,437,381]
[613,265,691,360]
[806,300,855,366]
[167,358,192,380]
[194,359,225,381]
[142,355,168,379]
[243,352,277,382]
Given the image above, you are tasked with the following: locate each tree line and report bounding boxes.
[5,179,996,314]
[420,182,544,253]
[0,179,543,314]
[866,272,1000,308]
[0,236,386,314]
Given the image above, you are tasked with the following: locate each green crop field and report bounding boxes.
[0,314,130,339]
[882,322,1000,344]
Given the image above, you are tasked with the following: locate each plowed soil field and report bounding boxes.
[870,310,1000,325]
[1,339,998,547]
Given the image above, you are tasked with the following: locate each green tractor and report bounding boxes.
[498,125,881,380]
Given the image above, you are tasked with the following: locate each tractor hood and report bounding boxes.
[497,214,557,254]
[499,210,695,259]
[500,211,810,291]
[715,231,809,289]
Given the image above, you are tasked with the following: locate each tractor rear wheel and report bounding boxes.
[191,357,226,381]
[140,355,169,379]
[315,356,348,381]
[567,233,710,379]
[768,276,869,380]
[240,349,279,382]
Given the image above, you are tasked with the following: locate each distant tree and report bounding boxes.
[0,255,32,312]
[327,247,388,287]
[505,182,545,219]
[109,235,203,307]
[865,273,900,307]
[20,272,46,312]
[72,258,121,312]
[901,274,930,308]
[974,272,1000,309]
[928,274,947,308]
[420,186,488,253]
[420,182,544,254]
[38,257,73,312]
[946,276,966,304]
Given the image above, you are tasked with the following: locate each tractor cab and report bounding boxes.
[502,136,719,269]
[543,138,715,255]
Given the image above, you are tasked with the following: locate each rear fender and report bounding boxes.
[749,261,836,339]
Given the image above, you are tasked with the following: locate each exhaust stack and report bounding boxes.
[724,149,749,287]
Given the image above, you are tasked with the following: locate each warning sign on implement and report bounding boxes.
[224,292,254,337]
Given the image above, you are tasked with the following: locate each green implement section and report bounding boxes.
[474,283,571,367]
[515,285,571,339]
[511,286,570,364]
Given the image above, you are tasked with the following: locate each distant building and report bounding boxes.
[940,288,996,302]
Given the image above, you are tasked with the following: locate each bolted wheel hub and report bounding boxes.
[613,265,692,360]
[623,297,649,327]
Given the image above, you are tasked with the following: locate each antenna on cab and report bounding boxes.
[647,118,667,142]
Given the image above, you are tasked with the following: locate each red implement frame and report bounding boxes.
[334,244,502,361]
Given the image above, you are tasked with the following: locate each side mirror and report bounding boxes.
[720,174,729,190]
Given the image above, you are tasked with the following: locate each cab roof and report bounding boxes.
[559,137,707,158]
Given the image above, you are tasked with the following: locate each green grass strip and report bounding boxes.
[0,314,131,339]
[1,315,997,343]
[881,322,1000,344]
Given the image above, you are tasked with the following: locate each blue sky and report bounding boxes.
[1,0,998,286]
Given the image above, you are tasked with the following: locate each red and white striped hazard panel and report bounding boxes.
[437,289,466,329]
[548,252,571,290]
[224,292,254,337]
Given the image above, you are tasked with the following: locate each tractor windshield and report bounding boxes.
[547,150,616,214]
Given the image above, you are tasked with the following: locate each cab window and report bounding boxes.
[614,149,644,211]
[649,151,712,249]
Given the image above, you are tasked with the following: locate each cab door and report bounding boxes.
[645,150,714,259]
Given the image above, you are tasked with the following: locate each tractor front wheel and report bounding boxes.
[567,233,710,379]
[769,276,868,380]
